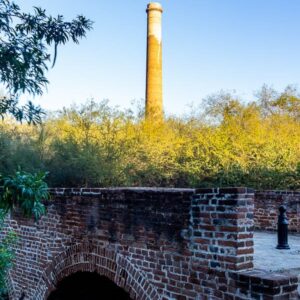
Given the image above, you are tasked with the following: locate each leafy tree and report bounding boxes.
[256,85,300,119]
[0,0,93,124]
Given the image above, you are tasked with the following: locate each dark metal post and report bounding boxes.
[276,205,290,250]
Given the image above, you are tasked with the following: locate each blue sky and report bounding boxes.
[16,0,300,115]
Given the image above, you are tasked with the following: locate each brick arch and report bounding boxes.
[32,243,160,300]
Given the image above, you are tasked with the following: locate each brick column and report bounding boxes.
[191,187,254,272]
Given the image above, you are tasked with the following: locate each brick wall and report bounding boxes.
[1,187,298,300]
[254,191,300,232]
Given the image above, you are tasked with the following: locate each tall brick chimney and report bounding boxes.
[145,2,163,121]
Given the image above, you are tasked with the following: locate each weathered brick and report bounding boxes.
[1,188,298,300]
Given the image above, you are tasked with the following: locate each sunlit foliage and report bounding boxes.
[0,86,299,190]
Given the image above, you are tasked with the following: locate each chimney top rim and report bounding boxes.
[146,2,163,13]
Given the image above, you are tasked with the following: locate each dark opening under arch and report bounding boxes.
[47,271,132,300]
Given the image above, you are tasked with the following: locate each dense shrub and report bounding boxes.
[0,86,299,190]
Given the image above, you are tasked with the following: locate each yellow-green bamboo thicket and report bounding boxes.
[0,86,299,189]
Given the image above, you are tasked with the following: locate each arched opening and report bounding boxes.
[47,271,132,300]
[36,245,160,300]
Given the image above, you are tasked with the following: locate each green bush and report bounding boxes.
[0,210,16,299]
[1,171,49,220]
[0,86,299,190]
[0,171,49,296]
